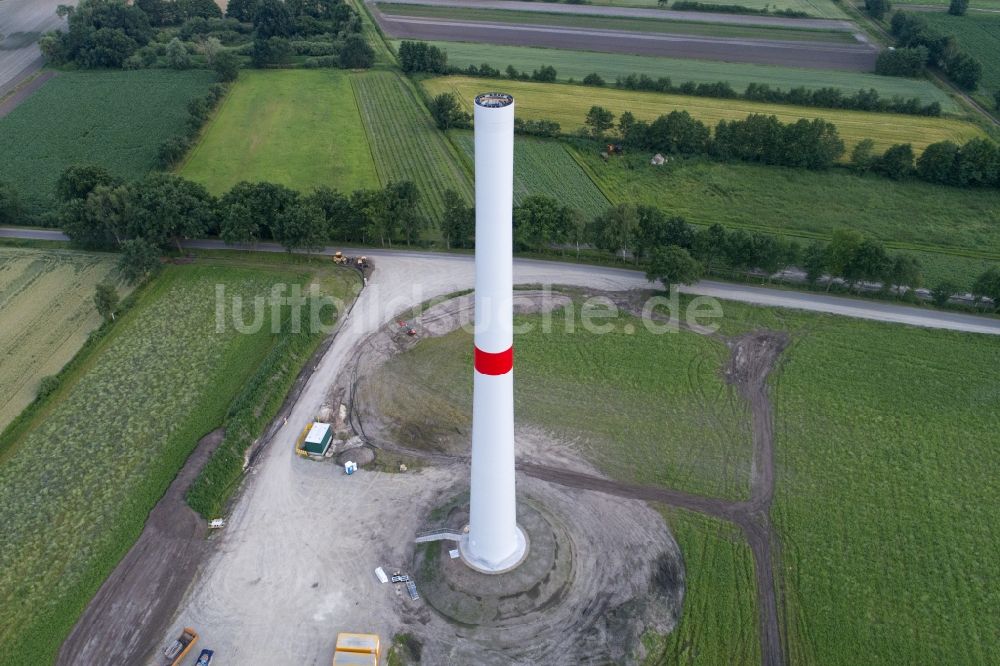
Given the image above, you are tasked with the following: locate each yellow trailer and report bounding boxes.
[332,651,377,665]
[333,632,380,665]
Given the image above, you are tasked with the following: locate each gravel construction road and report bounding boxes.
[152,254,689,665]
[31,238,992,664]
[0,0,69,97]
[1,229,997,334]
[376,0,857,30]
[373,13,879,70]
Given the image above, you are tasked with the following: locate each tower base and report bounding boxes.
[459,525,529,574]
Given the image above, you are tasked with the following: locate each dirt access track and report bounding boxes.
[370,3,878,70]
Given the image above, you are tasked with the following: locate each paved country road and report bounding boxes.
[0,0,70,97]
[375,0,858,30]
[373,12,878,70]
[3,227,997,335]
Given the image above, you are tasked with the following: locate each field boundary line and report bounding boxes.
[174,79,236,174]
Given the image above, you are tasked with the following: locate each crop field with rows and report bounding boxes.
[571,150,1000,287]
[922,12,1000,105]
[352,71,473,225]
[402,41,956,111]
[423,76,984,155]
[0,70,215,215]
[644,508,760,666]
[450,131,610,217]
[0,262,330,663]
[0,248,127,431]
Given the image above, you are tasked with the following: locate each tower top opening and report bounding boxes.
[475,92,513,108]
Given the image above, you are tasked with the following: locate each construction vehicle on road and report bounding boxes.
[332,632,381,665]
[163,628,198,665]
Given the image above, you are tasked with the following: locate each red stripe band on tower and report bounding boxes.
[474,346,513,375]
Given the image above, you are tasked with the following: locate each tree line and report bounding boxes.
[613,72,941,117]
[32,167,999,308]
[586,107,845,170]
[39,0,372,72]
[157,82,231,169]
[439,192,1000,306]
[395,40,942,117]
[851,137,1000,188]
[55,166,429,281]
[888,12,982,91]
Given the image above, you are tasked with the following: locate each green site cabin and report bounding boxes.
[303,422,334,456]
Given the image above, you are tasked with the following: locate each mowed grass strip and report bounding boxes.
[0,70,215,214]
[644,508,761,666]
[352,70,472,223]
[181,69,379,194]
[402,41,958,112]
[423,75,985,154]
[753,310,1000,665]
[0,248,128,430]
[377,3,858,42]
[450,131,610,216]
[0,262,344,663]
[364,306,754,501]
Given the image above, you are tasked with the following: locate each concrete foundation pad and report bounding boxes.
[458,524,529,574]
[415,499,573,627]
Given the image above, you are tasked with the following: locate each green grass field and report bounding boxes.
[449,131,610,217]
[364,304,754,501]
[922,12,1000,106]
[373,291,1000,664]
[377,3,858,42]
[424,76,985,155]
[0,70,215,214]
[573,145,1000,256]
[758,310,1000,665]
[644,508,761,665]
[0,248,127,430]
[352,70,473,224]
[572,150,1000,285]
[400,41,958,112]
[0,257,356,664]
[181,69,379,195]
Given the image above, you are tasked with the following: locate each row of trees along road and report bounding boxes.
[442,193,1000,307]
[56,165,428,282]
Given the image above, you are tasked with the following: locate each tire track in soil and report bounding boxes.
[349,293,791,666]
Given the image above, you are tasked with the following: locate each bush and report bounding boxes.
[397,40,447,73]
[875,46,927,77]
[671,1,808,16]
[303,55,340,68]
[531,65,557,82]
[290,40,337,56]
[165,37,192,69]
[338,34,373,69]
[582,73,605,86]
[213,50,240,81]
[36,376,61,401]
